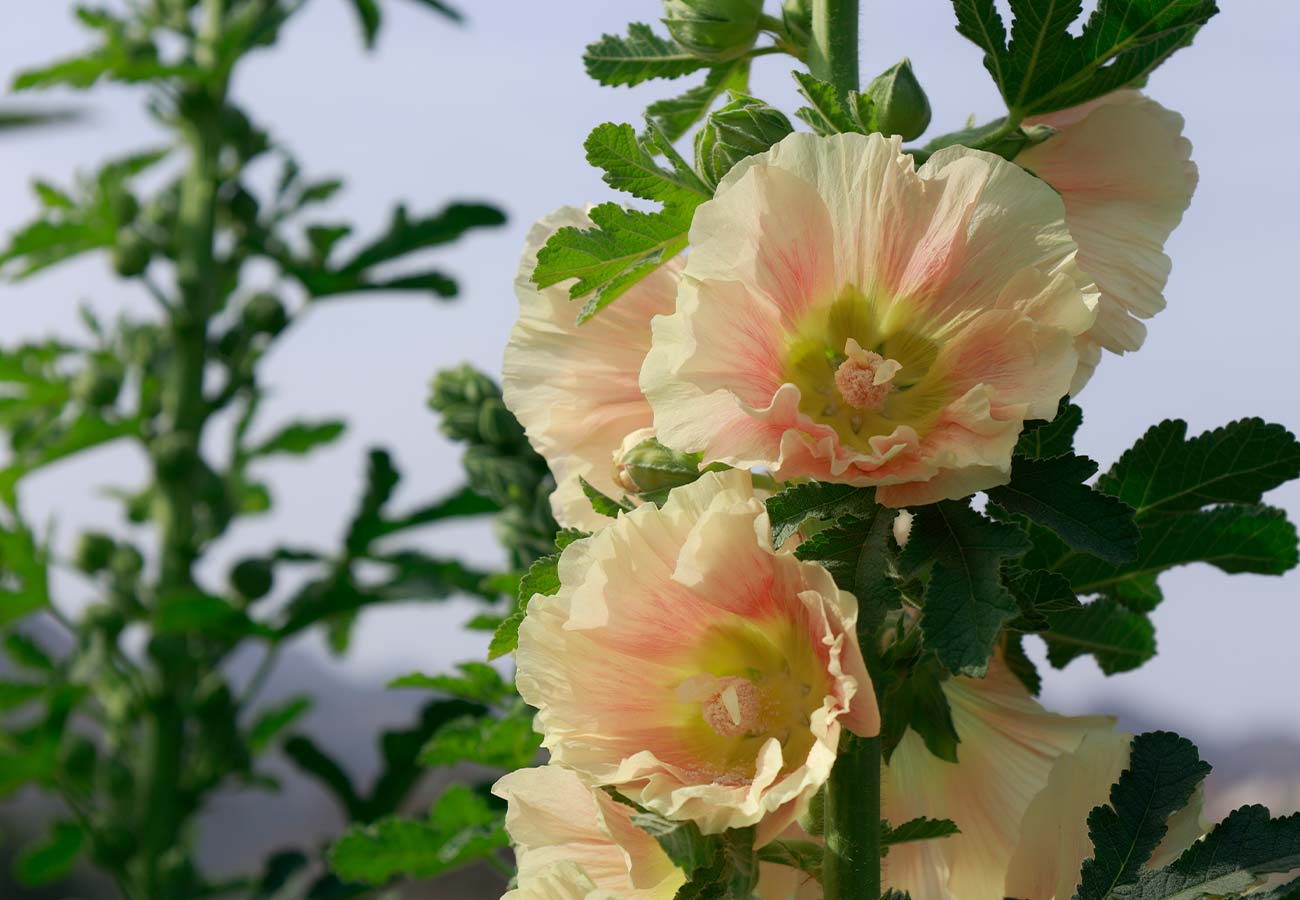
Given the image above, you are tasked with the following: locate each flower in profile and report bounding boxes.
[503,207,680,531]
[514,469,877,838]
[1017,91,1198,370]
[880,657,1204,900]
[493,765,685,899]
[641,132,1097,507]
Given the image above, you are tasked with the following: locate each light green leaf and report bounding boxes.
[583,23,709,86]
[646,59,750,142]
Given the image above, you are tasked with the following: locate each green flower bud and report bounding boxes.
[111,192,140,226]
[71,362,124,409]
[477,397,526,448]
[781,0,812,49]
[230,557,274,601]
[613,435,703,493]
[151,433,196,482]
[439,404,484,444]
[240,292,289,336]
[464,445,541,507]
[74,531,118,575]
[865,58,932,141]
[662,0,763,62]
[111,232,152,277]
[694,93,795,188]
[109,544,144,580]
[429,364,501,413]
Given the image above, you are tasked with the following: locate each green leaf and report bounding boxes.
[900,502,1031,677]
[1076,732,1211,900]
[580,476,633,518]
[419,710,539,770]
[766,482,879,548]
[347,0,382,47]
[627,806,716,875]
[286,734,363,817]
[1111,806,1300,900]
[489,551,563,660]
[952,0,1218,117]
[794,510,903,633]
[792,72,874,135]
[3,633,55,672]
[0,680,45,712]
[583,23,710,86]
[329,785,506,885]
[879,656,960,763]
[647,60,750,142]
[16,821,83,887]
[1096,419,1300,519]
[154,591,268,638]
[248,697,313,755]
[1042,598,1156,675]
[389,662,510,704]
[1015,399,1083,461]
[1003,633,1042,695]
[531,199,698,321]
[250,420,346,457]
[988,454,1140,565]
[1005,565,1082,632]
[881,817,960,848]
[585,123,710,204]
[1038,504,1299,605]
[757,839,823,879]
[673,826,760,900]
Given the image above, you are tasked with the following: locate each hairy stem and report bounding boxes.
[139,1,228,896]
[823,734,882,900]
[808,0,860,97]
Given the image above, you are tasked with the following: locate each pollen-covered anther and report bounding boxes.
[679,673,766,737]
[833,338,902,412]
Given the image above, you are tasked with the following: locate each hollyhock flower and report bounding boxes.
[503,207,681,531]
[493,765,685,899]
[880,657,1204,900]
[514,469,877,838]
[641,132,1097,507]
[1017,91,1198,370]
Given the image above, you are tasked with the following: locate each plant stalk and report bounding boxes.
[809,0,860,97]
[823,734,882,900]
[139,1,228,896]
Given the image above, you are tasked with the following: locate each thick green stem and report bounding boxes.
[139,2,227,897]
[823,734,882,900]
[808,0,860,96]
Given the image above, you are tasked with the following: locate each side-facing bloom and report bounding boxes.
[503,207,680,531]
[515,469,878,839]
[1017,91,1198,371]
[641,132,1097,507]
[881,657,1204,900]
[493,765,685,899]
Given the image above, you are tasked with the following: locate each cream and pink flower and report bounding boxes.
[880,657,1204,900]
[1017,91,1198,370]
[640,132,1098,507]
[514,469,878,839]
[503,207,680,531]
[493,765,685,899]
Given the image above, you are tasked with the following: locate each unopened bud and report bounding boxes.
[694,94,794,188]
[662,0,763,62]
[865,58,932,141]
[892,509,914,548]
[612,431,703,494]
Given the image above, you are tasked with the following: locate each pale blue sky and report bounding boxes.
[2,0,1297,756]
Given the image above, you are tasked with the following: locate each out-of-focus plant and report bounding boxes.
[0,1,521,897]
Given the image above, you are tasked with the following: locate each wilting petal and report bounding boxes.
[1003,731,1207,900]
[493,765,684,899]
[504,207,680,530]
[515,470,877,837]
[642,132,1096,506]
[1018,91,1197,369]
[882,657,1115,900]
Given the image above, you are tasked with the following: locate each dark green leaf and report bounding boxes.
[580,476,632,518]
[248,697,313,754]
[389,662,510,704]
[988,454,1139,564]
[900,502,1030,676]
[879,657,960,763]
[1111,805,1300,900]
[285,735,362,820]
[881,816,960,848]
[347,0,381,47]
[1077,732,1211,900]
[1005,565,1082,631]
[1096,419,1300,519]
[329,785,506,885]
[154,591,268,638]
[1042,598,1156,675]
[0,681,45,712]
[489,551,564,660]
[16,821,83,887]
[767,482,879,548]
[3,633,55,671]
[674,826,759,900]
[756,839,823,880]
[1015,399,1083,460]
[583,23,709,87]
[794,510,903,633]
[1003,633,1042,695]
[250,420,346,458]
[952,0,1218,116]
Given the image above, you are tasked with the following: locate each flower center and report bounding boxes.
[833,338,901,412]
[679,674,766,738]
